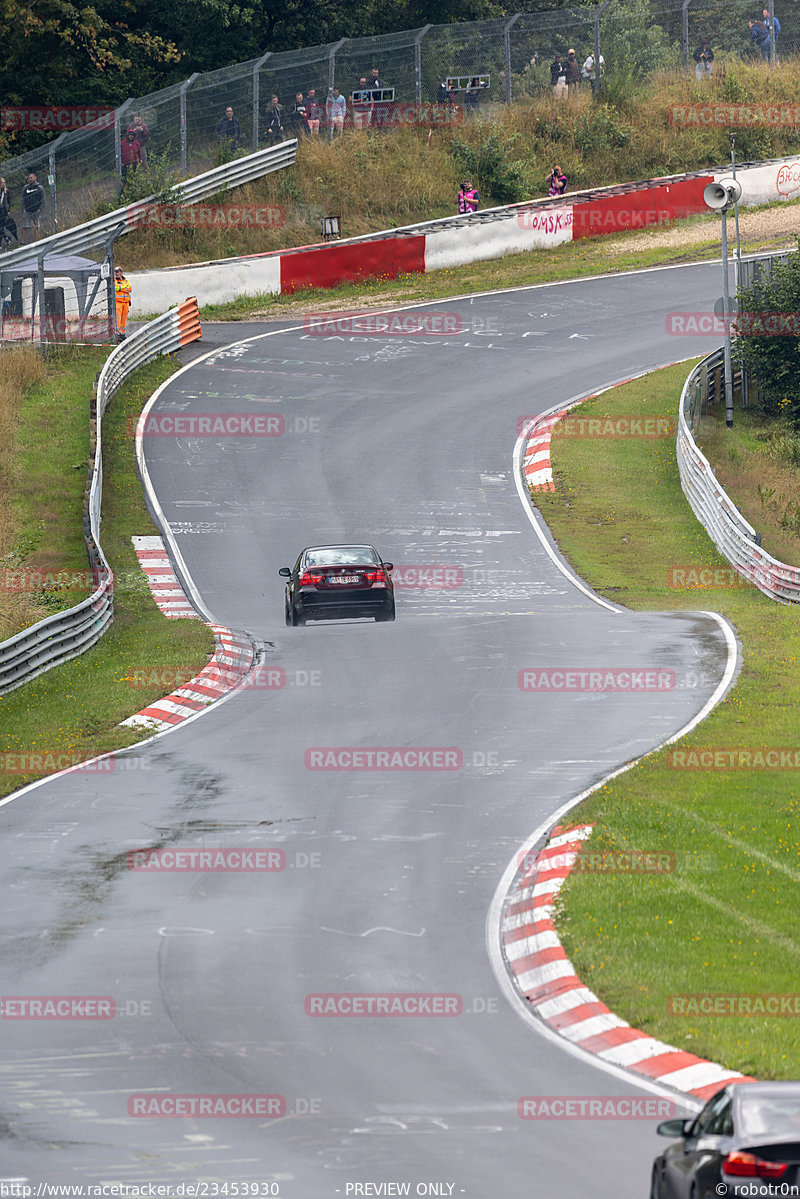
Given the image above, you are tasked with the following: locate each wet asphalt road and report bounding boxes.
[1,264,731,1193]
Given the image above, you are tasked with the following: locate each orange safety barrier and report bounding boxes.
[177,296,202,346]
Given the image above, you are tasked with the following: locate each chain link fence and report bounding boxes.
[1,1,796,240]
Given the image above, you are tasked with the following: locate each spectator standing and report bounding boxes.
[457,180,479,213]
[565,50,581,97]
[581,52,604,94]
[265,95,285,144]
[120,130,142,183]
[353,77,372,130]
[290,92,308,138]
[24,174,51,245]
[763,9,780,62]
[368,68,385,93]
[547,165,568,196]
[127,114,150,168]
[749,19,770,60]
[326,87,346,139]
[550,55,567,100]
[436,77,451,105]
[114,267,131,343]
[215,106,241,150]
[306,90,321,137]
[693,38,714,79]
[464,77,482,115]
[0,177,17,248]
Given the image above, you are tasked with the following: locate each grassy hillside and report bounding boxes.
[117,60,800,271]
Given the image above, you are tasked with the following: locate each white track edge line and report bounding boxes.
[486,611,737,1104]
[491,359,741,1101]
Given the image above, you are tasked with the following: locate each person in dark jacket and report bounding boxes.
[0,177,17,248]
[265,96,285,144]
[565,49,581,97]
[749,19,770,60]
[693,38,714,80]
[289,93,308,138]
[215,105,241,150]
[550,55,567,100]
[21,171,46,242]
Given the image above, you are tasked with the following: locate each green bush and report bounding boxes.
[449,130,530,204]
[737,243,800,427]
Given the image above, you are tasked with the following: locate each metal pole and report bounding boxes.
[503,14,522,106]
[768,0,776,64]
[594,3,610,100]
[730,133,742,291]
[48,142,57,233]
[252,52,272,152]
[114,99,133,190]
[682,0,691,72]
[329,38,347,91]
[180,73,199,175]
[415,25,432,104]
[36,249,47,347]
[721,211,734,428]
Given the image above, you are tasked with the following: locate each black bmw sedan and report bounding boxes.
[280,544,395,625]
[651,1081,800,1198]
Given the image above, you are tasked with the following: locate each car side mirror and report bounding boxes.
[383,563,394,572]
[656,1118,693,1138]
[279,567,291,577]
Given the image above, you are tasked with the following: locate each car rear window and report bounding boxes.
[739,1094,800,1138]
[305,547,379,566]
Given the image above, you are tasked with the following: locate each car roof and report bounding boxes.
[303,544,378,553]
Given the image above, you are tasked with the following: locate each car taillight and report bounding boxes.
[300,571,323,585]
[724,1152,788,1180]
[364,569,386,583]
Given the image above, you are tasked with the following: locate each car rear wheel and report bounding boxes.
[375,600,395,623]
[285,598,303,627]
[649,1168,661,1199]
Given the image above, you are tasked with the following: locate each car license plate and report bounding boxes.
[329,575,359,584]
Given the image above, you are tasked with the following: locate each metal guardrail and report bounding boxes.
[677,348,800,604]
[0,140,297,273]
[0,299,203,694]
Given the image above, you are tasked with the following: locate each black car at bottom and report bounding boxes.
[651,1081,800,1198]
[280,544,395,625]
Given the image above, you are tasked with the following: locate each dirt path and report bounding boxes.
[602,196,800,255]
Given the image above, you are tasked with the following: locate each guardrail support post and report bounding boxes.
[253,53,272,151]
[682,0,692,71]
[414,26,432,104]
[503,15,522,105]
[329,38,348,91]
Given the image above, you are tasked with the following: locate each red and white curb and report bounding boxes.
[502,823,756,1102]
[132,534,198,619]
[122,535,255,733]
[522,411,564,492]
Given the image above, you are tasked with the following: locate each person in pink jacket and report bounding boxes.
[458,180,479,213]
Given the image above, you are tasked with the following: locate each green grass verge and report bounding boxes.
[6,349,108,631]
[533,362,800,1080]
[695,404,800,570]
[197,212,795,323]
[0,354,214,799]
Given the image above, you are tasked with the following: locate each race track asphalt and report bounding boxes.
[0,263,732,1194]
